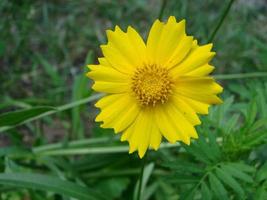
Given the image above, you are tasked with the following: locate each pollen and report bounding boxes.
[131,65,173,106]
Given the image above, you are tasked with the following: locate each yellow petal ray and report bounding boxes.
[98,57,111,67]
[170,43,215,78]
[96,94,139,133]
[127,26,149,64]
[121,109,162,153]
[164,35,193,69]
[146,19,164,64]
[106,26,146,68]
[101,44,135,74]
[175,76,223,94]
[186,64,215,76]
[177,95,211,114]
[154,105,183,143]
[92,81,130,93]
[165,102,198,143]
[125,110,151,158]
[112,102,140,133]
[87,65,130,82]
[149,116,162,150]
[156,17,186,65]
[171,95,201,126]
[95,94,121,108]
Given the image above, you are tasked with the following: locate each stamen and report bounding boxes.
[131,64,173,106]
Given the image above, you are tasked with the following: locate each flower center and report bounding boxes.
[131,65,173,106]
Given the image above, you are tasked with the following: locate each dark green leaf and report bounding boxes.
[201,182,212,200]
[208,173,228,200]
[216,167,244,197]
[0,173,105,200]
[222,165,253,183]
[0,106,55,127]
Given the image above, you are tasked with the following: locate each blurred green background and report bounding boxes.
[0,0,267,199]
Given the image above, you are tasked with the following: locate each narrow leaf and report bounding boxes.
[201,182,212,200]
[208,173,228,200]
[0,106,55,127]
[216,167,244,197]
[222,165,253,183]
[0,173,105,200]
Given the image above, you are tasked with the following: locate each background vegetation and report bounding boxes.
[1,0,267,199]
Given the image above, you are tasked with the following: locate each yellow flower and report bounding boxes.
[87,16,223,158]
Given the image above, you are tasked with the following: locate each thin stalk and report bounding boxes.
[214,72,267,80]
[35,143,180,156]
[208,0,235,43]
[137,154,147,200]
[158,0,167,20]
[33,136,117,153]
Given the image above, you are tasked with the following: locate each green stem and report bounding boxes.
[137,154,147,200]
[214,72,267,80]
[208,0,235,43]
[158,0,167,20]
[34,143,180,156]
[33,136,117,153]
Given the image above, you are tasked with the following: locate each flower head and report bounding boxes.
[87,16,223,158]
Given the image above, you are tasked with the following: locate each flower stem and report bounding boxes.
[158,0,167,20]
[208,0,236,43]
[214,72,267,80]
[137,154,147,200]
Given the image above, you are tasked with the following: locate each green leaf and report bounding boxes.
[0,94,103,132]
[134,163,154,200]
[246,100,257,126]
[227,163,255,173]
[221,164,253,183]
[201,182,212,200]
[208,173,228,200]
[183,144,211,164]
[163,159,204,173]
[0,106,55,127]
[256,162,267,182]
[215,167,244,197]
[167,174,199,184]
[0,173,105,200]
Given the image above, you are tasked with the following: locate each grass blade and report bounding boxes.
[0,173,106,200]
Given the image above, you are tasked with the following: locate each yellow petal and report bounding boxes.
[126,110,151,158]
[170,43,215,78]
[98,57,111,67]
[164,102,198,143]
[101,44,134,74]
[186,64,215,76]
[92,81,130,93]
[176,76,223,94]
[178,95,211,114]
[171,95,201,126]
[147,16,186,66]
[127,26,149,64]
[154,105,183,143]
[165,35,193,69]
[146,19,164,64]
[96,94,139,133]
[87,64,130,82]
[121,108,162,158]
[149,119,162,150]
